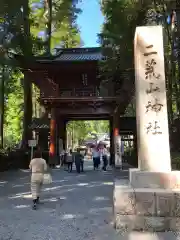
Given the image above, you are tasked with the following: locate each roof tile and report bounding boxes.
[56,52,103,61]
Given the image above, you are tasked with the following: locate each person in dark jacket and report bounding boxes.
[75,149,84,173]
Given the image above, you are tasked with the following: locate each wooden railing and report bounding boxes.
[59,87,99,97]
[40,87,119,98]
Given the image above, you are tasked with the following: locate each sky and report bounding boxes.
[77,0,104,47]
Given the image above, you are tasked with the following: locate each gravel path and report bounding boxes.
[0,161,119,240]
[0,160,179,240]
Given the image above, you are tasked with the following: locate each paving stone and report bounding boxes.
[169,217,180,231]
[0,161,119,240]
[156,191,175,217]
[114,186,135,215]
[135,189,156,216]
[115,214,145,232]
[0,161,180,239]
[174,192,180,217]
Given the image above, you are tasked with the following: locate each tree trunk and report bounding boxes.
[21,0,32,149]
[44,0,52,54]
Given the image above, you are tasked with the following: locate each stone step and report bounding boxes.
[115,214,180,232]
[113,179,180,231]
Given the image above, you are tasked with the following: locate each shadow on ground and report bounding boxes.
[0,161,120,240]
[0,161,179,239]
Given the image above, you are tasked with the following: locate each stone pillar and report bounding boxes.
[49,108,57,166]
[134,26,171,172]
[113,26,180,233]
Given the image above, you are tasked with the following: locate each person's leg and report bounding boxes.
[64,163,67,170]
[70,162,73,172]
[97,157,100,169]
[93,158,96,170]
[102,156,104,170]
[36,182,42,203]
[32,199,37,209]
[105,156,108,170]
[96,157,99,169]
[67,163,71,172]
[61,156,64,166]
[77,163,80,173]
[31,181,38,210]
[102,162,104,170]
[69,162,73,172]
[81,161,84,172]
[102,156,105,170]
[64,156,67,170]
[103,158,106,171]
[94,158,97,169]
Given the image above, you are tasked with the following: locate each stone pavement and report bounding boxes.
[0,160,179,240]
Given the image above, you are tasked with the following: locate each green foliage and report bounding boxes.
[4,69,23,147]
[99,0,180,151]
[100,0,148,76]
[66,120,110,147]
[0,0,82,148]
[98,0,150,103]
[99,0,176,118]
[30,0,82,50]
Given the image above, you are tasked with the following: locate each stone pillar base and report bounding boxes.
[129,168,180,189]
[113,179,180,232]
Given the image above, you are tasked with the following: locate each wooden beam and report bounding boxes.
[63,115,110,120]
[41,96,119,103]
[25,70,60,97]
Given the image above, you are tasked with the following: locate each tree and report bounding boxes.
[99,0,150,112]
[0,0,82,148]
[30,0,82,51]
[99,0,180,150]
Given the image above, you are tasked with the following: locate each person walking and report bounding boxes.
[75,149,84,173]
[29,150,48,210]
[92,147,100,170]
[102,146,108,171]
[59,149,65,167]
[66,149,73,172]
[80,153,84,172]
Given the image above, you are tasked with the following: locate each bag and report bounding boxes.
[66,155,73,163]
[43,173,52,185]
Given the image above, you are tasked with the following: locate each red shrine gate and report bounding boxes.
[15,47,135,165]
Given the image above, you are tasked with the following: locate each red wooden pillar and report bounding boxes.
[49,109,56,165]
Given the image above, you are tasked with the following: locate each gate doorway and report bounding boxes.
[66,120,110,150]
